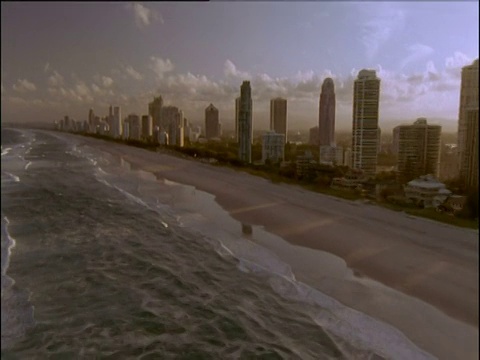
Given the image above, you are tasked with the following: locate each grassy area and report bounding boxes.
[380,202,478,229]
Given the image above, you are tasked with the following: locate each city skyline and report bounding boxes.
[1,2,479,131]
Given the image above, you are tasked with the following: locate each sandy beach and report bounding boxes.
[73,134,478,359]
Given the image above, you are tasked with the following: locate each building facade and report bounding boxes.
[128,114,141,140]
[262,131,285,164]
[205,103,221,139]
[351,70,380,178]
[394,118,441,183]
[238,81,253,163]
[141,115,153,139]
[110,106,122,138]
[319,78,336,147]
[457,59,479,178]
[270,98,287,143]
[148,96,163,129]
[235,97,240,142]
[462,108,479,190]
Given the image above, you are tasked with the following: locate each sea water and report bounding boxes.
[1,128,435,359]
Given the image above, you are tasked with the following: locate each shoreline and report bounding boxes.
[37,131,480,358]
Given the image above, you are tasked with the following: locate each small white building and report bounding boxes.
[404,174,452,208]
[262,131,285,164]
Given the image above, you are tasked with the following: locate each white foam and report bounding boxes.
[1,147,12,156]
[3,172,20,183]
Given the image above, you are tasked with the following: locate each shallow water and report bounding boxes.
[1,128,435,359]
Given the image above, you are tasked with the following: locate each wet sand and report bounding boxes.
[75,135,478,359]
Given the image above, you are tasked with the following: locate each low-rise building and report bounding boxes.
[331,169,366,191]
[403,174,451,208]
[262,131,285,164]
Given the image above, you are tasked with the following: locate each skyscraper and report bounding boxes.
[141,115,153,139]
[463,109,479,190]
[394,118,442,183]
[148,96,163,129]
[270,98,287,143]
[319,78,336,147]
[351,70,380,178]
[128,114,141,140]
[88,108,94,127]
[110,106,122,138]
[205,103,220,139]
[161,106,184,147]
[457,59,479,186]
[238,81,253,163]
[235,97,240,142]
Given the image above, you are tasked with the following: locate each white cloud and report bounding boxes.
[401,43,434,69]
[7,96,28,105]
[150,56,174,79]
[44,62,50,73]
[128,3,163,28]
[125,65,143,80]
[13,79,37,92]
[48,71,64,87]
[360,3,406,61]
[223,60,250,79]
[445,52,473,71]
[101,76,114,87]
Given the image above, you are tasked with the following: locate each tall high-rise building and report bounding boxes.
[148,96,163,129]
[319,78,336,147]
[394,118,442,183]
[110,106,122,138]
[457,59,479,186]
[88,108,95,127]
[463,109,479,190]
[270,98,287,143]
[141,115,153,139]
[351,70,381,178]
[128,114,141,140]
[205,103,220,139]
[238,81,253,163]
[235,97,240,142]
[161,106,184,147]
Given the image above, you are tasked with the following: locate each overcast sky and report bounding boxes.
[1,2,478,131]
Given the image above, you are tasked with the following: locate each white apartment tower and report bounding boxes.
[351,70,381,178]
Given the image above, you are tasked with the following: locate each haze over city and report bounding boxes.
[1,1,479,131]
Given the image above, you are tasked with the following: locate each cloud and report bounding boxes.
[44,62,50,73]
[401,43,434,69]
[48,71,64,87]
[12,79,37,92]
[102,76,114,87]
[125,65,143,80]
[224,60,250,79]
[360,4,406,61]
[7,96,28,105]
[150,56,174,79]
[127,3,163,28]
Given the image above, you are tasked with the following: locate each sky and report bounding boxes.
[1,1,478,132]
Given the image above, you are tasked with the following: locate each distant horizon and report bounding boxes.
[1,2,478,133]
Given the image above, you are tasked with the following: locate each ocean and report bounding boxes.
[1,128,435,359]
